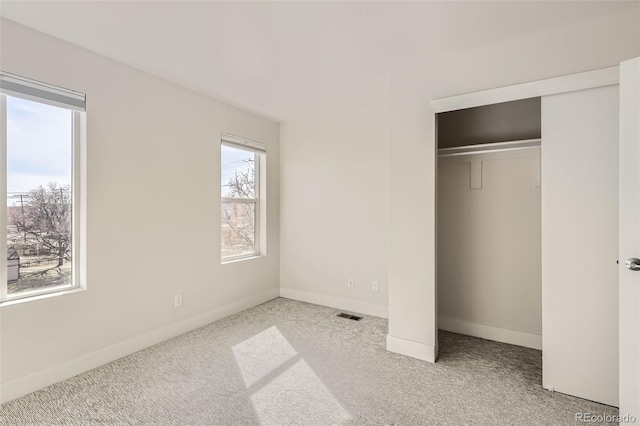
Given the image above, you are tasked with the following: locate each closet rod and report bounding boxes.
[438,138,541,158]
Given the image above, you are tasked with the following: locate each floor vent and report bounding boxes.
[337,313,363,321]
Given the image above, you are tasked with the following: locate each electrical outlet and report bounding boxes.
[174,294,183,307]
[348,278,354,288]
[372,281,379,292]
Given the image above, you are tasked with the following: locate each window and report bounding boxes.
[1,71,86,302]
[221,133,265,261]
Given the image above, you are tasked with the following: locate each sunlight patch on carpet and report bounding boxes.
[233,326,351,424]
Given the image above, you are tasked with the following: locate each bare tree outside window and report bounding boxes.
[7,183,72,293]
[14,183,71,266]
[224,162,255,198]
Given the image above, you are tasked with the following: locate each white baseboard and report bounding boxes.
[438,316,542,350]
[386,335,436,363]
[1,288,280,404]
[279,288,388,318]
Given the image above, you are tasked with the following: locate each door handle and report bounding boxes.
[625,258,640,271]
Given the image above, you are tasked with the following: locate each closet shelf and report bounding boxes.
[438,138,541,157]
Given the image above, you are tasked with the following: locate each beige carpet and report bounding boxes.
[0,298,619,425]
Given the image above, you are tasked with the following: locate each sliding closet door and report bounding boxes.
[542,85,619,406]
[619,57,640,419]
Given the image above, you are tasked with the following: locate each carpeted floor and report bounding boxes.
[0,298,619,425]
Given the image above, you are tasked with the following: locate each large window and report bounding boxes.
[221,134,265,261]
[1,71,86,302]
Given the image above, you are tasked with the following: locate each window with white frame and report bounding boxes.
[221,133,265,261]
[1,71,86,302]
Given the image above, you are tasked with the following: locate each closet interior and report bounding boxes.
[436,97,543,351]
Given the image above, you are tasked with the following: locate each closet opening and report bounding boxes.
[436,97,542,364]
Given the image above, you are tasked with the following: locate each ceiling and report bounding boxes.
[1,1,636,122]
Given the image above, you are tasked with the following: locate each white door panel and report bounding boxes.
[619,57,640,419]
[542,85,619,406]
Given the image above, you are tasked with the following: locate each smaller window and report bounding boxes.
[221,134,265,261]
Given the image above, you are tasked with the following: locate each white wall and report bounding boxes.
[279,103,390,317]
[542,85,619,407]
[0,18,280,403]
[438,149,541,349]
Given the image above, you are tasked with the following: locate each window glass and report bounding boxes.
[6,96,74,296]
[221,144,257,259]
[221,145,255,198]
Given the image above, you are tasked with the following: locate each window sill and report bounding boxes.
[0,286,85,307]
[221,254,264,265]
